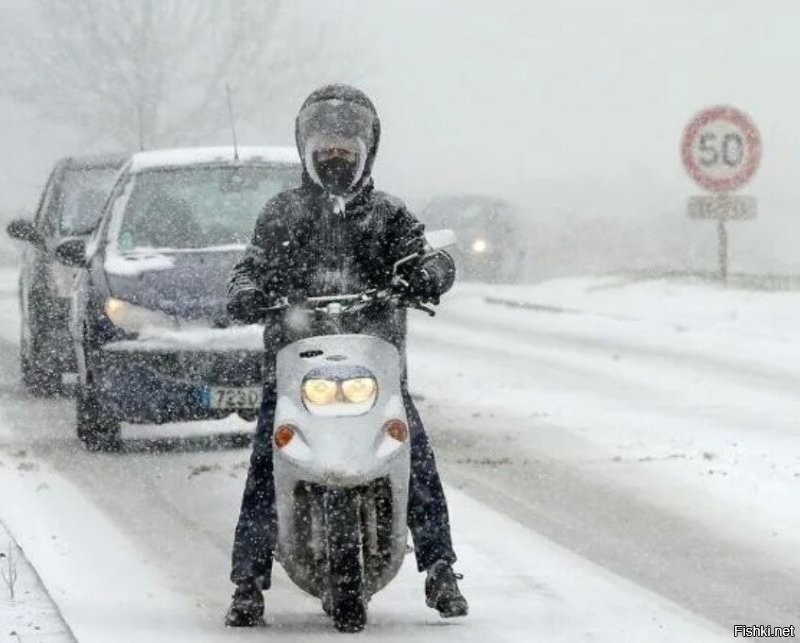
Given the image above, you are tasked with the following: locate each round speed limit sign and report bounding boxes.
[681,105,762,193]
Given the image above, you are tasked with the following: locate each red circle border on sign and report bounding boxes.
[680,105,762,193]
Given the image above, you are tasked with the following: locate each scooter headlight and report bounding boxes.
[341,377,377,404]
[301,371,378,416]
[302,378,339,406]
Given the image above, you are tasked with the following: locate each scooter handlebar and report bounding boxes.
[250,248,440,319]
[255,287,436,318]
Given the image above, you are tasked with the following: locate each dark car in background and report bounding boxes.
[6,153,128,395]
[55,147,302,449]
[419,194,529,283]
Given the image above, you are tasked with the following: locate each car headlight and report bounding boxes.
[301,375,379,416]
[471,238,488,253]
[104,297,178,334]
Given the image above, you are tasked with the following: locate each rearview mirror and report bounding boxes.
[425,229,458,251]
[6,219,43,246]
[392,228,460,277]
[55,237,87,268]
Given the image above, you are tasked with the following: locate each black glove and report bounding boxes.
[404,262,441,305]
[227,288,270,324]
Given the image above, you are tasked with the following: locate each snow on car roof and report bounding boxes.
[128,146,300,173]
[61,152,130,170]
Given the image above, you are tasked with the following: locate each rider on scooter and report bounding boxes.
[225,83,468,626]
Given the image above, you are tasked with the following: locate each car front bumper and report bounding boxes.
[96,346,265,424]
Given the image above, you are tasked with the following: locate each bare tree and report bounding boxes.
[2,0,348,149]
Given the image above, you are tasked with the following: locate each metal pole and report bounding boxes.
[717,216,728,284]
[225,85,240,163]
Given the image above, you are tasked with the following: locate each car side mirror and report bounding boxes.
[6,218,43,247]
[54,237,87,268]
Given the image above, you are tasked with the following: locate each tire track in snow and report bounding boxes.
[426,418,800,631]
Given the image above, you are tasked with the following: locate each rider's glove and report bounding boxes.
[404,262,442,305]
[227,288,270,324]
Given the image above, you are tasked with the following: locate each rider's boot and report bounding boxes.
[425,559,469,618]
[224,579,265,627]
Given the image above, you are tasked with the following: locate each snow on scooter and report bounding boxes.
[263,231,456,632]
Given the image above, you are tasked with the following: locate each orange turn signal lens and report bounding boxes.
[384,419,408,443]
[274,424,297,449]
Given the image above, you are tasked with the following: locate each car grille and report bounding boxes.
[148,351,263,386]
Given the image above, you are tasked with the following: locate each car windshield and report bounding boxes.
[423,198,511,228]
[60,166,121,236]
[116,165,300,251]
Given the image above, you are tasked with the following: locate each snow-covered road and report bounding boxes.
[1,269,795,641]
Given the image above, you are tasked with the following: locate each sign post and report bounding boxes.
[681,105,762,283]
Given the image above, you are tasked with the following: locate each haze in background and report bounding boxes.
[2,0,799,276]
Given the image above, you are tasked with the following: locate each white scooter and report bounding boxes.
[267,232,455,632]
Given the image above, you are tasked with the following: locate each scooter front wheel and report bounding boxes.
[324,488,367,633]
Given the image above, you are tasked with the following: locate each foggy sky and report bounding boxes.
[361,0,800,197]
[2,1,799,272]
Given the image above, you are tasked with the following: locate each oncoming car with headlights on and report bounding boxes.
[419,194,528,283]
[55,147,302,450]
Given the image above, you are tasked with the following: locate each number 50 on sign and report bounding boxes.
[681,105,761,193]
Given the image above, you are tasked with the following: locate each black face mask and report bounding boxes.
[312,152,361,196]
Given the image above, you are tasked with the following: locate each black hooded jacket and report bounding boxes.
[228,84,456,352]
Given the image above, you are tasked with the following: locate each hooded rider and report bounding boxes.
[225,84,468,626]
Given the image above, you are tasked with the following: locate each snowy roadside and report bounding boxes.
[0,520,75,643]
[468,272,800,341]
[0,448,225,643]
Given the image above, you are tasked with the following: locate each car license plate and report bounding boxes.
[205,386,262,410]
